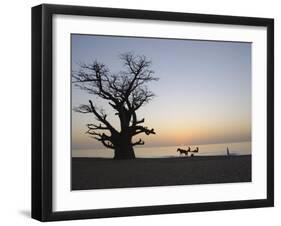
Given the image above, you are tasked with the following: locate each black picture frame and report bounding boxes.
[32,4,274,222]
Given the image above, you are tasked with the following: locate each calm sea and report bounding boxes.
[72,141,251,158]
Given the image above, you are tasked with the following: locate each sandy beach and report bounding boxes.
[71,155,251,190]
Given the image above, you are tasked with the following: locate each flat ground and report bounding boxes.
[71,155,251,190]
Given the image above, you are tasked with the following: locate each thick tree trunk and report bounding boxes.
[113,137,135,160]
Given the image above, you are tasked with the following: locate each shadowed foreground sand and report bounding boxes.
[72,155,251,190]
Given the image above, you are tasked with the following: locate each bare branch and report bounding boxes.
[87,123,110,130]
[133,125,155,136]
[100,139,115,149]
[88,100,117,134]
[136,118,145,125]
[87,130,115,149]
[132,138,145,146]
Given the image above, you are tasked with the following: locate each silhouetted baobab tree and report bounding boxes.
[72,53,158,159]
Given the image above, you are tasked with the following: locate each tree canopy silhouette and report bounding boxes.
[72,53,158,159]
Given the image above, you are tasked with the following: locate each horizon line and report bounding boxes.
[72,139,251,150]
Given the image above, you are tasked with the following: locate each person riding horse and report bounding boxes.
[177,146,199,156]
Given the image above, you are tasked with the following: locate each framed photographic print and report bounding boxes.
[32,4,274,221]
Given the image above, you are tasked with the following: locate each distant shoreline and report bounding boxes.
[72,155,251,190]
[72,154,250,159]
[72,141,251,158]
[73,140,251,150]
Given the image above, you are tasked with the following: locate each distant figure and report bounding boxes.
[226,147,230,157]
[177,148,189,156]
[190,153,194,157]
[187,147,191,152]
[191,147,199,153]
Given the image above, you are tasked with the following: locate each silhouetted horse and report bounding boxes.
[177,148,189,156]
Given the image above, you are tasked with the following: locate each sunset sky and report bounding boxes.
[71,34,251,150]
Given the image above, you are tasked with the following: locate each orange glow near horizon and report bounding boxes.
[72,111,251,149]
